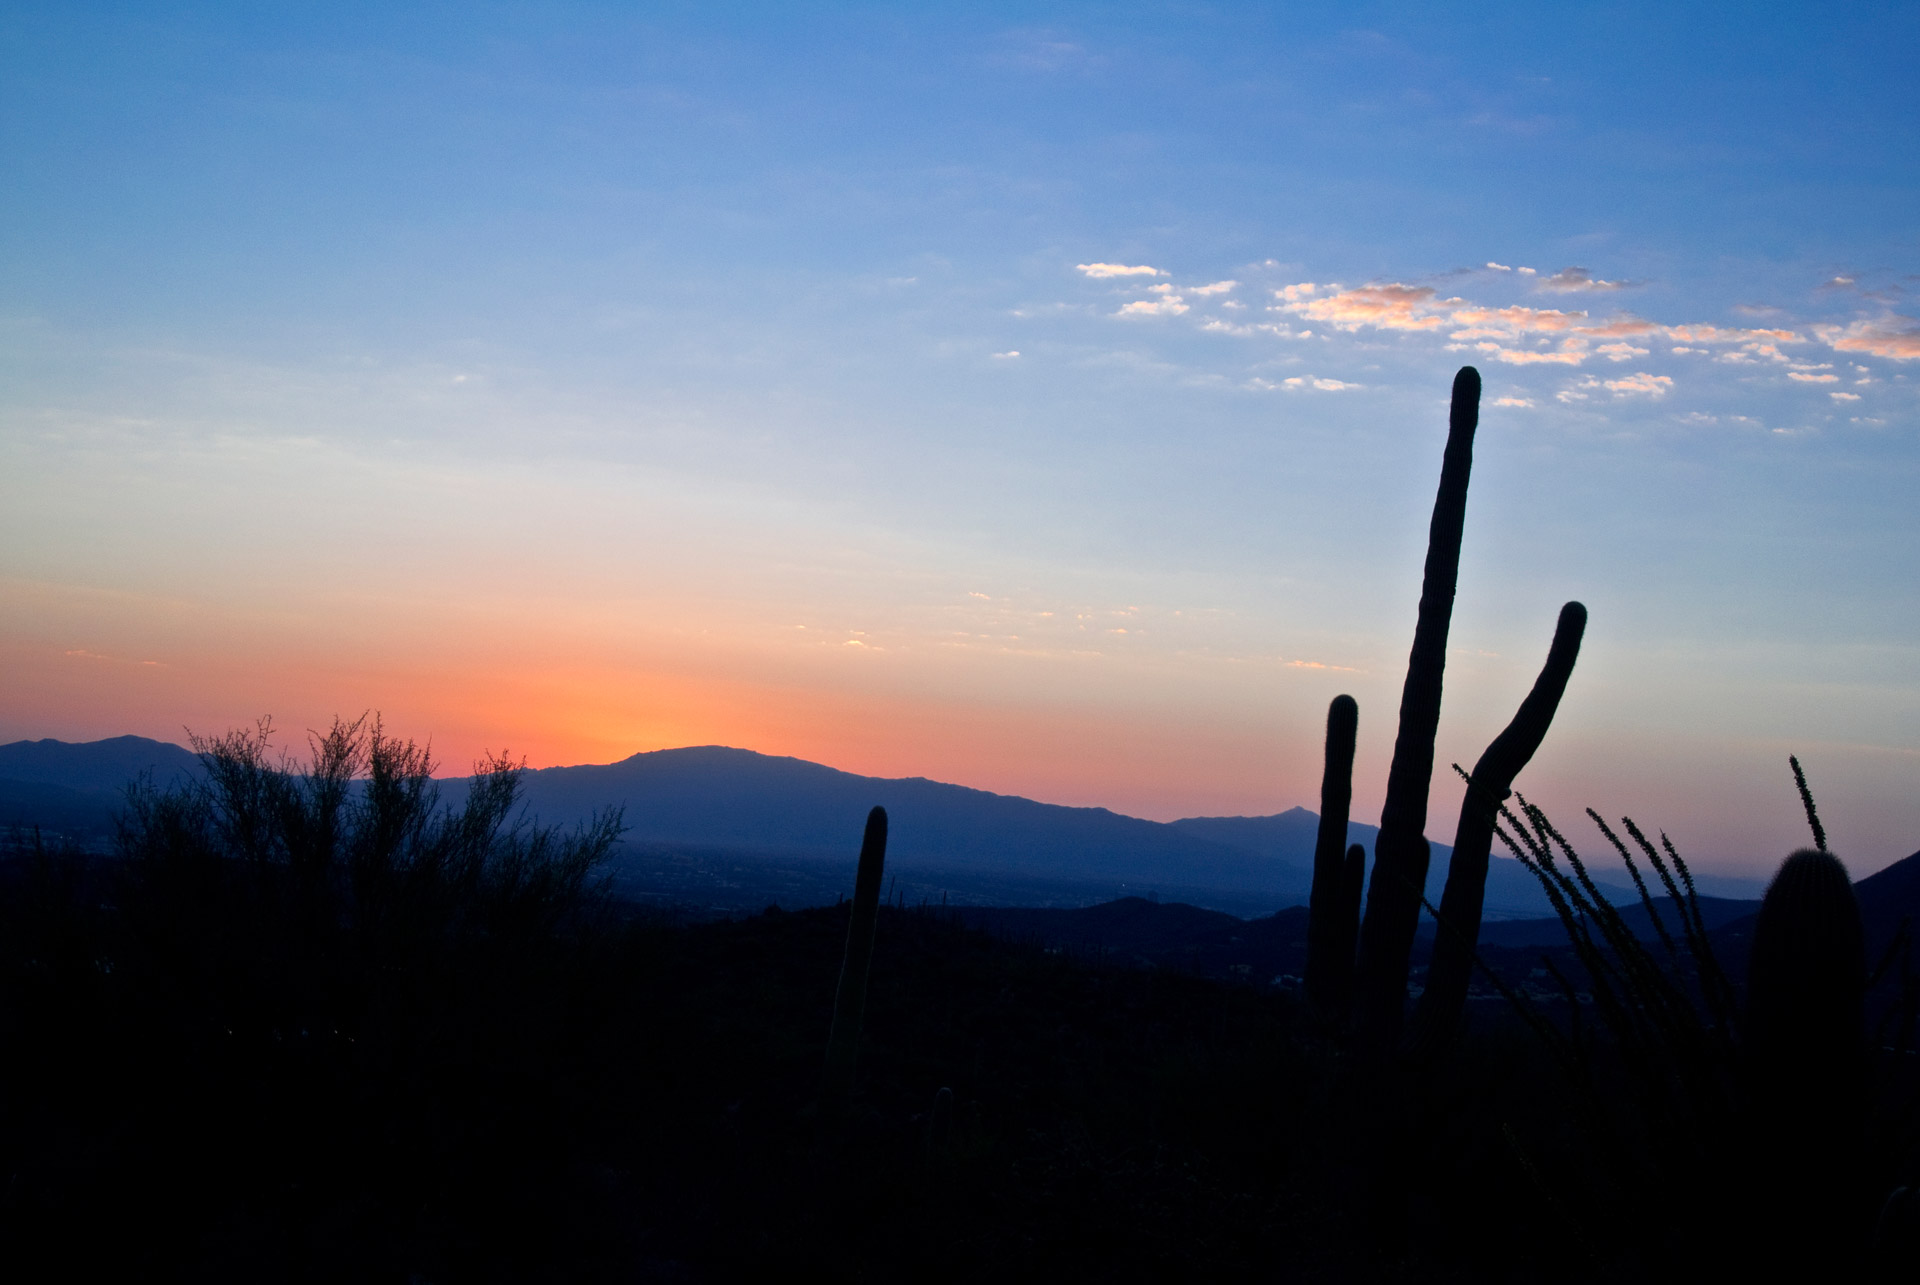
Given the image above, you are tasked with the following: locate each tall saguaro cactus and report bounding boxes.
[822,806,889,1103]
[1352,366,1481,1053]
[1306,694,1360,1024]
[1404,600,1587,1061]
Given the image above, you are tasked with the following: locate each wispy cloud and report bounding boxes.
[1078,262,1165,278]
[1537,266,1631,293]
[1492,396,1535,407]
[1186,280,1237,296]
[1787,371,1838,383]
[1448,304,1591,337]
[1476,341,1587,365]
[1281,376,1361,391]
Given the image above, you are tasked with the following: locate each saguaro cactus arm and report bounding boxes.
[822,806,889,1102]
[1306,694,1360,1024]
[1352,366,1480,1052]
[1405,600,1587,1062]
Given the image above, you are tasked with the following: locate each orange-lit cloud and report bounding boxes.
[1817,317,1920,359]
[1278,282,1457,331]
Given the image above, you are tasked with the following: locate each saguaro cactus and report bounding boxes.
[1352,366,1480,1053]
[822,806,889,1103]
[1747,847,1865,1076]
[1745,847,1868,1269]
[1306,694,1360,1025]
[1405,600,1587,1061]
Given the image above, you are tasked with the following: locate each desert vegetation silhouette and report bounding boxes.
[3,368,1917,1281]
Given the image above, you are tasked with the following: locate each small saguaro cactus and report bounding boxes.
[1352,366,1481,1054]
[1745,846,1869,1267]
[822,806,889,1104]
[1746,847,1866,1076]
[1306,694,1360,1025]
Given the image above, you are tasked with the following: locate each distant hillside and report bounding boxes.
[0,735,201,790]
[479,746,1319,909]
[0,736,203,845]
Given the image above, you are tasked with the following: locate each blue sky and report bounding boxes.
[3,2,1917,875]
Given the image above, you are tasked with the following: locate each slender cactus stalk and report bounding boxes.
[822,806,888,1103]
[1404,600,1586,1062]
[1352,366,1480,1053]
[1306,694,1360,1024]
[1789,754,1828,853]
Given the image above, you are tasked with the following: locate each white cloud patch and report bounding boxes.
[1788,371,1838,383]
[1077,262,1166,278]
[1831,391,1862,401]
[1492,396,1534,407]
[1604,372,1673,397]
[1281,376,1360,391]
[1186,280,1238,296]
[992,350,1020,359]
[1116,297,1188,317]
[1596,342,1650,361]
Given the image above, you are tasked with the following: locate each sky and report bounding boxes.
[3,2,1917,878]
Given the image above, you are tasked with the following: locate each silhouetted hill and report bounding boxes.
[1467,893,1763,950]
[485,746,1317,908]
[0,736,203,846]
[1853,848,1920,956]
[0,734,201,789]
[0,779,125,843]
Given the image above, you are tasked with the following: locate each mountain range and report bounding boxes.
[2,735,1766,918]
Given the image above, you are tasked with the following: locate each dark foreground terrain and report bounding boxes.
[4,848,1915,1284]
[5,715,1919,1285]
[0,838,1636,1282]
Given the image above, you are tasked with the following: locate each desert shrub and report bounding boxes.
[1468,771,1920,1278]
[0,716,626,1281]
